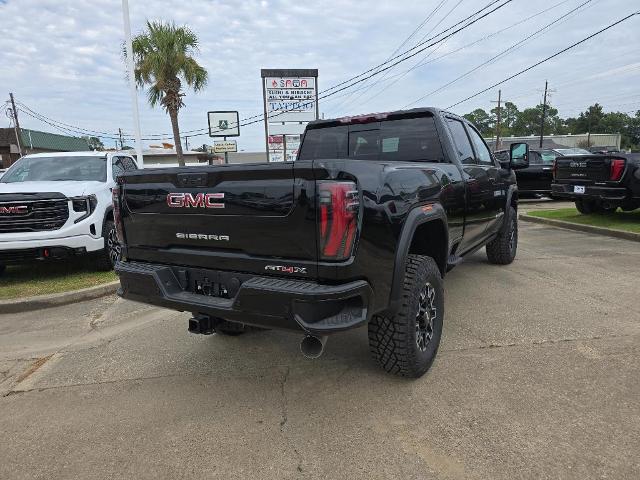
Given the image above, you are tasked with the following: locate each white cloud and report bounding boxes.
[0,0,638,151]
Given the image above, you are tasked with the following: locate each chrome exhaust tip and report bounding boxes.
[300,335,327,359]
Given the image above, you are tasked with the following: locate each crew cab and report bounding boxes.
[0,151,138,275]
[551,153,640,213]
[494,147,591,197]
[114,108,529,377]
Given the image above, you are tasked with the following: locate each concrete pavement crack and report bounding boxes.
[277,366,303,476]
[440,333,636,354]
[279,366,290,431]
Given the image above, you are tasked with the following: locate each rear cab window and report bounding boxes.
[299,115,446,163]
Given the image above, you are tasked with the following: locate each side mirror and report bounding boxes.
[510,142,529,170]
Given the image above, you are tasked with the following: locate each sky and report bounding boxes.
[0,0,639,152]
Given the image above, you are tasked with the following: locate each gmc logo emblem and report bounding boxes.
[0,205,28,214]
[166,192,225,209]
[569,161,587,168]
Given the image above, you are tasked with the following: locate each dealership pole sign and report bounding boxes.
[261,69,318,162]
[208,110,240,164]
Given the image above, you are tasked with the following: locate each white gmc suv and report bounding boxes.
[0,151,138,275]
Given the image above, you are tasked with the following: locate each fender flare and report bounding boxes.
[501,184,518,234]
[102,206,114,231]
[387,203,449,314]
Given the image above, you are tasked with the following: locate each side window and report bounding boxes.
[466,126,494,166]
[529,151,542,165]
[111,158,124,180]
[446,119,475,165]
[121,156,138,171]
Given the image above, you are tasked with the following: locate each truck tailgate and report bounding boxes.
[119,163,317,276]
[554,155,622,183]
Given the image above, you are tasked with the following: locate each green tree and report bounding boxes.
[568,103,605,134]
[463,108,493,136]
[128,21,208,166]
[83,136,104,151]
[511,103,560,136]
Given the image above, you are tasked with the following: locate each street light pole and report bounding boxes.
[121,0,144,167]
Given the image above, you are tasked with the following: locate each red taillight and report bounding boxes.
[318,181,359,261]
[338,112,389,124]
[610,158,625,181]
[112,186,124,244]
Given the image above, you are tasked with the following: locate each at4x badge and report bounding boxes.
[265,265,307,274]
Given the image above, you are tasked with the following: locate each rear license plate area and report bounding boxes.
[186,270,230,299]
[574,186,585,194]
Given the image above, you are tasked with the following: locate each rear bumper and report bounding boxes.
[115,261,373,334]
[551,183,628,202]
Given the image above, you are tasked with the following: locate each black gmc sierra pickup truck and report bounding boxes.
[114,108,529,377]
[552,153,640,213]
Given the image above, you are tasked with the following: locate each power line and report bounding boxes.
[323,0,572,110]
[17,107,124,141]
[13,1,511,142]
[17,101,124,138]
[136,0,512,139]
[330,0,457,114]
[404,0,596,108]
[446,10,640,110]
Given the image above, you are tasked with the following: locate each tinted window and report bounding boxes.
[1,156,107,183]
[299,116,445,162]
[446,119,474,164]
[299,126,348,160]
[466,127,493,165]
[112,156,138,180]
[494,150,509,162]
[539,151,556,164]
[529,151,542,165]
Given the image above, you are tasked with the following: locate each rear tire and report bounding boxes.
[575,199,595,214]
[486,206,518,265]
[368,255,444,378]
[95,219,120,271]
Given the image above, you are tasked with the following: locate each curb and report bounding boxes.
[519,214,640,242]
[0,280,120,314]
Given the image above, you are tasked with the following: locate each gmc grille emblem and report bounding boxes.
[0,205,28,214]
[167,192,225,209]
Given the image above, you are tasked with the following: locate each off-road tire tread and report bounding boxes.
[368,255,442,378]
[486,206,517,265]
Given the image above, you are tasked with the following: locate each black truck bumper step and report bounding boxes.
[551,183,627,201]
[115,261,373,334]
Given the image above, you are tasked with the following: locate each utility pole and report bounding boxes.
[539,80,549,148]
[118,128,124,150]
[491,90,502,151]
[9,93,23,157]
[184,136,189,151]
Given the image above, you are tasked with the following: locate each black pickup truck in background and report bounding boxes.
[114,108,529,377]
[552,153,640,213]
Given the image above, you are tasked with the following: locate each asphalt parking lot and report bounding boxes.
[1,220,638,480]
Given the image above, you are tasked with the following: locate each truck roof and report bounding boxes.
[22,151,108,158]
[306,107,450,129]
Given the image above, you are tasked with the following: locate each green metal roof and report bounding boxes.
[20,129,90,152]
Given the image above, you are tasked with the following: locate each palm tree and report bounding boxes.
[128,21,208,166]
